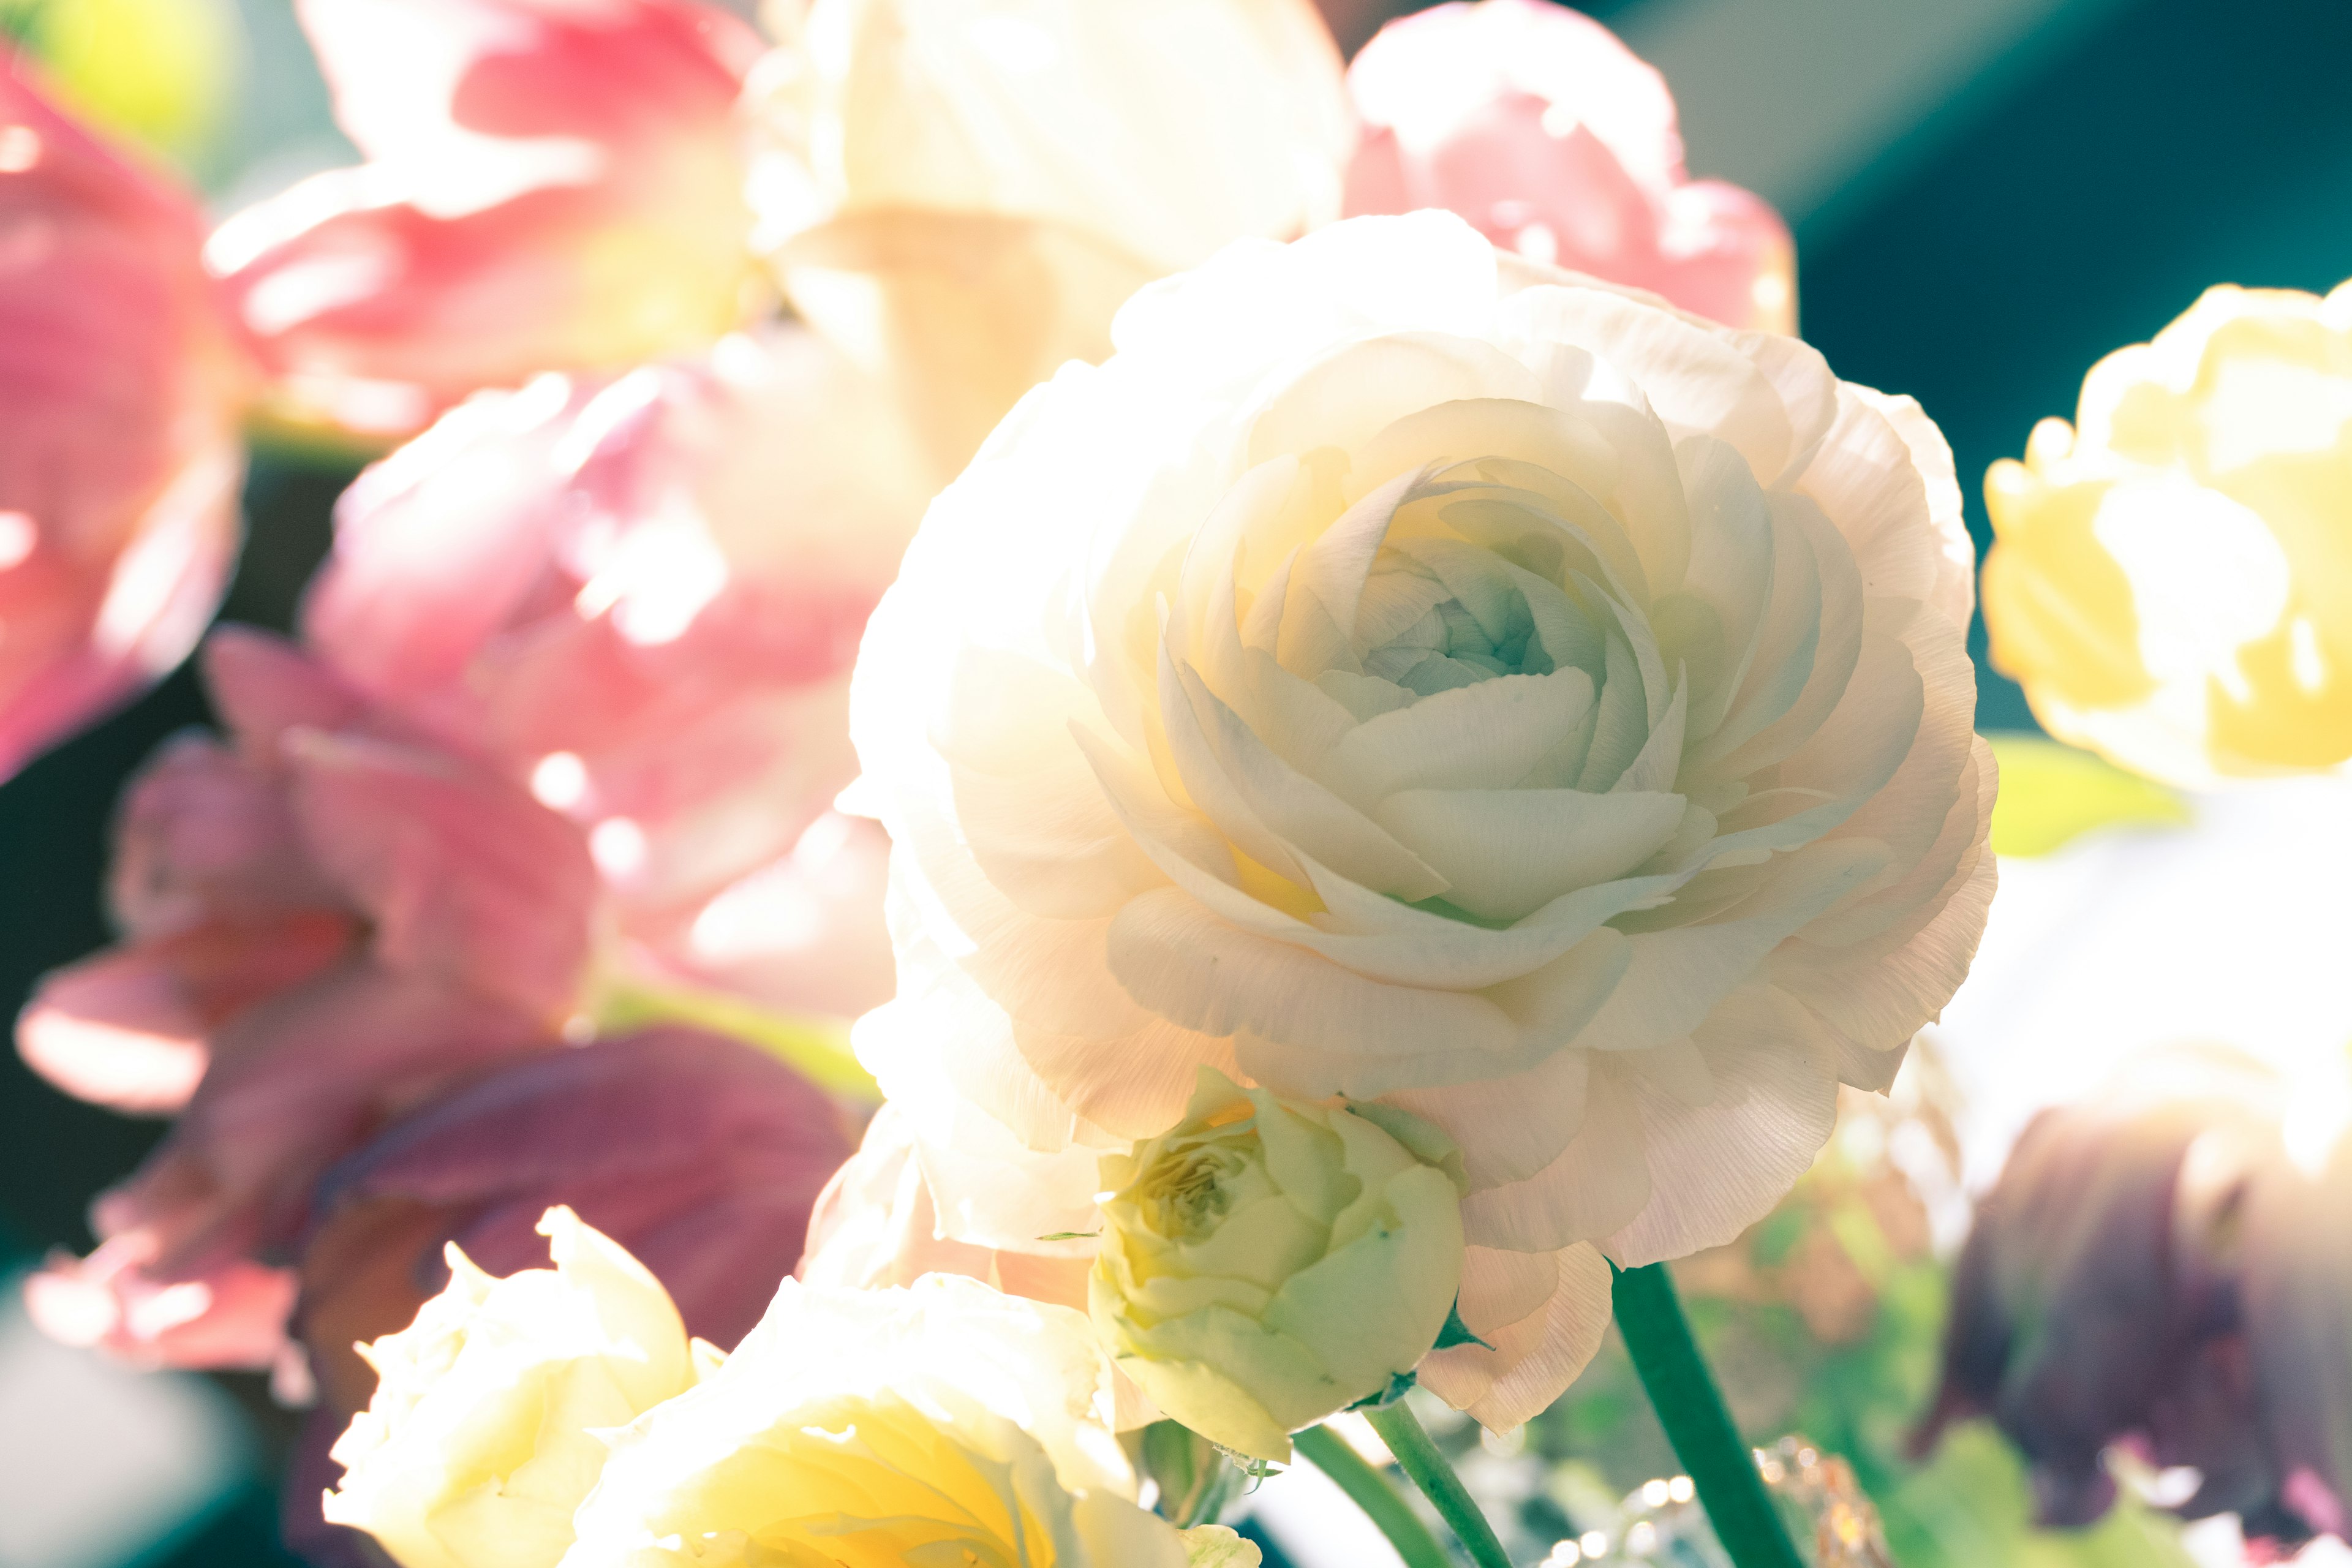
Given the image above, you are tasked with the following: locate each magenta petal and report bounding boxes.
[312,1027,853,1346]
[0,53,248,778]
[100,960,553,1275]
[284,730,595,1017]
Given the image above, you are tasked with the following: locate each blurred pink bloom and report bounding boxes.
[1917,1051,2352,1552]
[21,329,926,1374]
[209,0,766,436]
[0,51,248,779]
[1341,0,1795,333]
[301,328,932,1014]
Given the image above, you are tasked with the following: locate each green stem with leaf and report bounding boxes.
[1612,1262,1806,1568]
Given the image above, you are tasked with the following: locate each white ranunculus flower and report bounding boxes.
[850,212,1992,1425]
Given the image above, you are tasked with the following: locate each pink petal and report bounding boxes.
[306,1027,853,1351]
[95,960,554,1278]
[107,731,342,936]
[0,52,248,777]
[24,1237,295,1371]
[208,0,763,432]
[284,729,596,1017]
[17,914,356,1114]
[1341,0,1794,332]
[200,627,372,762]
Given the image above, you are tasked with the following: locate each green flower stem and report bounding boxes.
[1611,1262,1805,1568]
[1294,1425,1453,1568]
[1360,1403,1513,1568]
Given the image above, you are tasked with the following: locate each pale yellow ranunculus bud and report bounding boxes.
[322,1208,704,1568]
[1090,1068,1467,1461]
[1983,279,2352,786]
[558,1273,1195,1567]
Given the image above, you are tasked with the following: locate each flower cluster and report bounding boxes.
[59,1,2340,1564]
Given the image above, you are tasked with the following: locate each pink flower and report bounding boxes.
[17,630,582,1362]
[0,51,247,780]
[208,0,766,437]
[1341,0,1795,333]
[1916,1050,2352,1551]
[20,329,926,1372]
[301,328,932,1016]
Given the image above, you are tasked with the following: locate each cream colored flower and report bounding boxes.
[850,212,1992,1426]
[1983,281,2352,788]
[1090,1068,1464,1460]
[749,0,1351,469]
[558,1273,1191,1567]
[322,1208,703,1568]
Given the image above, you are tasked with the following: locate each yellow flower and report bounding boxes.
[1983,280,2352,786]
[559,1273,1198,1567]
[1090,1068,1466,1461]
[322,1208,704,1568]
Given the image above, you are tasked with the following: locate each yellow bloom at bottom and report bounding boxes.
[558,1275,1218,1568]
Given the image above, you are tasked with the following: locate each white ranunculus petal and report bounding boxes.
[1417,1243,1613,1430]
[1374,787,1685,921]
[1602,986,1839,1264]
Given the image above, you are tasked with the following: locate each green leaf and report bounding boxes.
[1985,732,2190,858]
[1035,1231,1101,1242]
[1433,1299,1493,1352]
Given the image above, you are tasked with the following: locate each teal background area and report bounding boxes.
[4,0,2352,1562]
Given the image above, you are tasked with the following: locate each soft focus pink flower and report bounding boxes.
[208,0,766,437]
[0,51,247,779]
[1917,1050,2352,1551]
[297,1027,853,1409]
[21,328,928,1373]
[301,328,932,1014]
[16,630,581,1362]
[1341,0,1795,333]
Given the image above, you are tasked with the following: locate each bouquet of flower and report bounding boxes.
[7,2,2351,1565]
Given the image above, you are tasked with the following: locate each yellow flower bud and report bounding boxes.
[322,1208,702,1568]
[1090,1068,1468,1461]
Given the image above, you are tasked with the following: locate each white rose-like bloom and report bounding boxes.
[558,1274,1194,1567]
[750,0,1352,471]
[323,1208,702,1568]
[850,214,1994,1425]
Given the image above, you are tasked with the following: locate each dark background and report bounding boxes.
[6,0,2352,1561]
